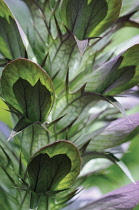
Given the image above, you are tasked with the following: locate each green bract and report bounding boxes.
[27,140,81,208]
[1,59,55,136]
[28,140,81,191]
[61,0,121,40]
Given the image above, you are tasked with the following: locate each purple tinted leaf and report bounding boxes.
[99,113,139,135]
[92,113,139,151]
[79,181,139,210]
[77,113,139,151]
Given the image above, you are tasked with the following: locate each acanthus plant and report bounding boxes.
[0,0,139,209]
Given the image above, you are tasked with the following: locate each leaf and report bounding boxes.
[52,89,108,138]
[52,91,130,141]
[105,44,139,95]
[0,122,19,169]
[106,154,135,184]
[80,151,135,184]
[28,141,81,192]
[79,181,139,210]
[0,0,13,22]
[120,0,139,16]
[0,144,13,167]
[0,16,25,60]
[7,117,34,141]
[3,0,34,42]
[79,158,112,177]
[52,94,93,135]
[70,44,139,94]
[1,0,36,61]
[76,113,139,151]
[61,0,121,40]
[84,92,130,122]
[0,186,17,210]
[105,96,132,123]
[27,140,81,209]
[20,123,51,162]
[1,58,55,138]
[45,114,67,128]
[6,0,58,64]
[47,34,80,93]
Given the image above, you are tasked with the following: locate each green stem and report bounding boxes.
[30,193,40,210]
[46,195,49,210]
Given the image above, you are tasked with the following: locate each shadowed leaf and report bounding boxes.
[13,78,51,122]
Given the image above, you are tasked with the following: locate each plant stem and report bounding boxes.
[46,195,49,210]
[30,193,40,210]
